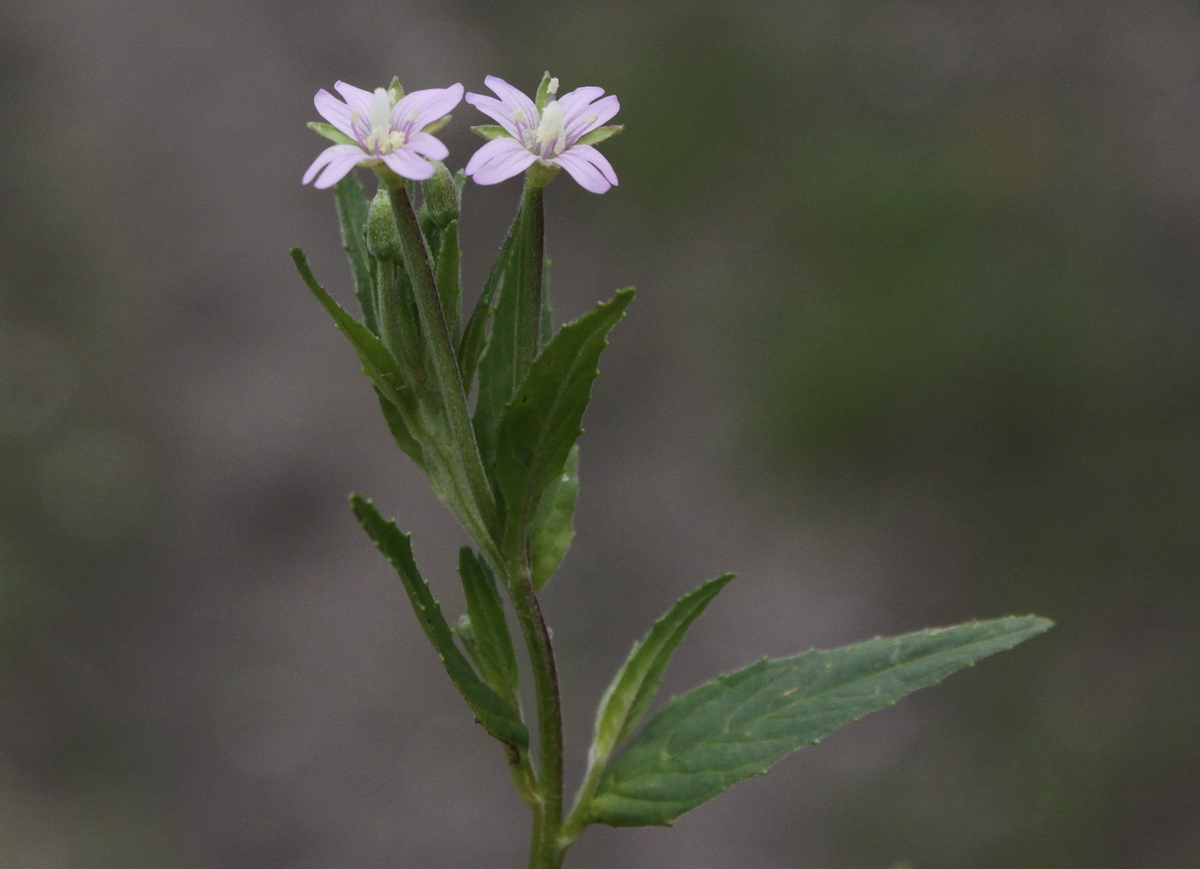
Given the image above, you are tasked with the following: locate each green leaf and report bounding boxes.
[458,547,519,704]
[458,226,515,399]
[436,219,462,343]
[333,174,377,334]
[589,615,1053,827]
[575,125,624,146]
[290,248,410,412]
[351,495,528,751]
[589,574,734,771]
[493,289,634,533]
[530,445,579,590]
[375,388,426,471]
[308,121,355,146]
[471,221,525,461]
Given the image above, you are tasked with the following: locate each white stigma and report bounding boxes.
[362,87,406,155]
[533,100,566,157]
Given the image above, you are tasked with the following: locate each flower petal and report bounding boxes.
[557,86,605,119]
[406,131,449,161]
[383,147,436,180]
[465,93,524,137]
[394,83,464,132]
[314,89,356,139]
[552,144,617,193]
[482,75,539,122]
[333,81,375,119]
[465,137,537,185]
[305,144,367,189]
[302,143,362,186]
[564,94,620,142]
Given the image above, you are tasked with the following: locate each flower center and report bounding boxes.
[360,87,408,155]
[531,100,566,158]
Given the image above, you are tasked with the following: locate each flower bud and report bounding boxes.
[366,188,402,260]
[422,162,460,229]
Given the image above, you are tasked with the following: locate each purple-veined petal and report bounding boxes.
[394,83,463,132]
[553,145,617,193]
[303,143,364,186]
[482,75,538,124]
[314,89,357,139]
[382,148,436,180]
[465,93,524,137]
[557,86,605,119]
[406,131,449,161]
[564,94,620,142]
[333,81,375,119]
[310,145,368,189]
[465,137,538,185]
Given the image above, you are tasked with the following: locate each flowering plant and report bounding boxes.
[291,72,1051,869]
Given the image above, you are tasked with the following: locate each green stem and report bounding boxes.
[504,552,565,869]
[515,180,545,384]
[377,169,498,546]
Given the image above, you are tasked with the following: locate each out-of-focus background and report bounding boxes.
[1,1,1197,867]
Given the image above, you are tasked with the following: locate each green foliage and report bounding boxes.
[459,224,517,400]
[458,547,520,706]
[472,222,525,468]
[332,174,376,333]
[588,616,1052,827]
[351,495,528,751]
[436,219,462,342]
[588,574,734,773]
[530,446,579,590]
[493,288,634,537]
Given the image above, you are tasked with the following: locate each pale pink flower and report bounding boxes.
[303,81,464,188]
[464,76,620,194]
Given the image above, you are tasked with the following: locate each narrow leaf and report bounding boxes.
[375,388,426,471]
[458,547,519,704]
[590,574,734,769]
[494,289,634,532]
[333,174,377,333]
[351,495,528,750]
[471,221,524,462]
[436,219,462,343]
[458,225,515,399]
[590,615,1053,827]
[530,446,579,590]
[290,248,409,411]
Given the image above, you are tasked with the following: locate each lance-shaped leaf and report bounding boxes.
[530,445,579,590]
[589,615,1053,827]
[375,389,426,471]
[332,174,377,334]
[436,219,462,343]
[459,224,517,400]
[290,248,410,414]
[351,495,528,751]
[472,225,525,467]
[588,574,734,775]
[458,547,519,705]
[494,288,635,531]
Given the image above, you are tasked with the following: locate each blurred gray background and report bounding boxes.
[1,1,1197,867]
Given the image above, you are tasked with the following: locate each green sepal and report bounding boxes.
[534,71,557,111]
[530,445,579,590]
[459,223,518,400]
[471,125,510,140]
[290,248,410,411]
[589,615,1054,827]
[332,174,377,333]
[436,219,463,343]
[575,125,624,147]
[422,114,452,135]
[494,288,635,536]
[387,76,404,102]
[458,547,520,705]
[351,495,528,751]
[308,121,355,146]
[589,574,734,768]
